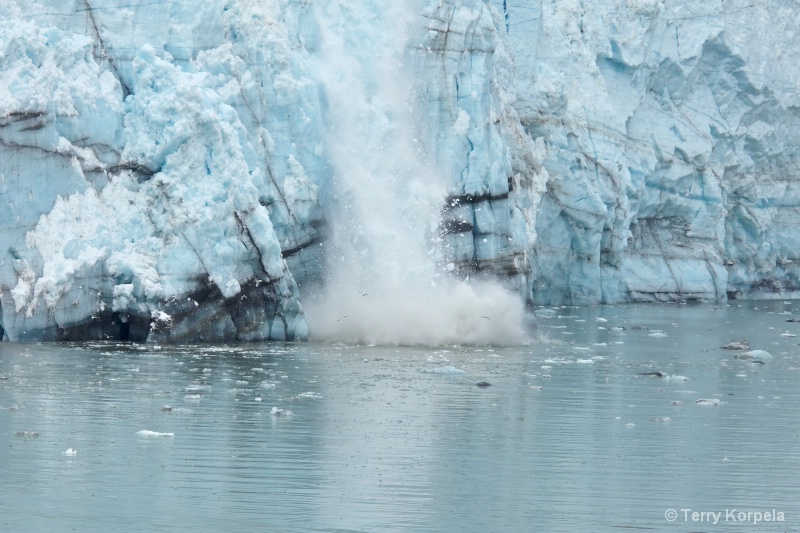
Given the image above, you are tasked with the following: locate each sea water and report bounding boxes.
[2,301,800,532]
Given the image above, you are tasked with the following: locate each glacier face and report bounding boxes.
[1,0,798,342]
[493,0,800,304]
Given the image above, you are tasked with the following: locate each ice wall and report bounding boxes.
[492,0,800,304]
[0,1,325,341]
[1,0,798,342]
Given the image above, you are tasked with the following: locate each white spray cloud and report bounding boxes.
[306,0,528,346]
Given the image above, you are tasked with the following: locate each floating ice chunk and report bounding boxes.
[596,317,607,323]
[63,448,77,456]
[183,394,202,401]
[297,392,322,399]
[648,331,667,338]
[737,350,772,360]
[625,423,636,429]
[530,386,542,391]
[576,359,594,364]
[261,382,277,389]
[671,400,683,406]
[161,405,172,412]
[721,340,749,350]
[255,397,262,402]
[137,430,174,437]
[695,399,722,406]
[651,417,671,423]
[664,375,689,382]
[270,407,293,416]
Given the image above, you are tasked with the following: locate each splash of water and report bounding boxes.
[306,0,528,346]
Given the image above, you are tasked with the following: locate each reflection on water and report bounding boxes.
[2,302,800,532]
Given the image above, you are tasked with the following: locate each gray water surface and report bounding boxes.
[2,302,800,532]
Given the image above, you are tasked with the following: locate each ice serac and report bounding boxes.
[0,1,325,341]
[413,0,546,296]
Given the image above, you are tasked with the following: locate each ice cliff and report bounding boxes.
[0,0,798,342]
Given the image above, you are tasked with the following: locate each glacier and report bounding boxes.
[0,0,798,342]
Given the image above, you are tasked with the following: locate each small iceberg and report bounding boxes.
[137,430,174,437]
[63,448,77,456]
[695,399,722,406]
[736,350,772,361]
[421,366,467,374]
[721,340,749,350]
